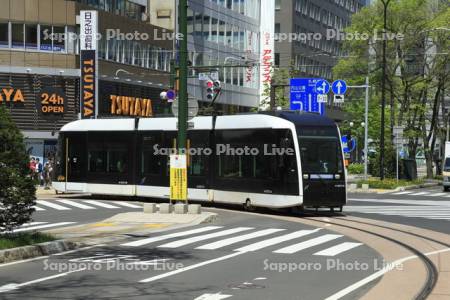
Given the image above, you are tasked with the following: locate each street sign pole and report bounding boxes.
[347,77,370,180]
[364,77,369,180]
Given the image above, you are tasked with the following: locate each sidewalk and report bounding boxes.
[45,211,217,242]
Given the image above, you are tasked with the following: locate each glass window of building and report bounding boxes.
[203,14,211,41]
[53,26,65,52]
[40,25,52,51]
[226,24,232,47]
[187,8,194,34]
[11,24,24,49]
[218,20,225,44]
[25,24,38,50]
[211,18,218,43]
[0,23,9,48]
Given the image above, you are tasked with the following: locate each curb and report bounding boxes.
[0,212,218,265]
[0,240,83,264]
[348,182,440,194]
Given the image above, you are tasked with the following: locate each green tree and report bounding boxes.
[0,106,36,232]
[334,0,450,178]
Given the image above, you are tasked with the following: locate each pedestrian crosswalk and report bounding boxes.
[120,226,364,257]
[387,190,450,197]
[33,199,142,212]
[346,205,450,220]
[2,221,77,233]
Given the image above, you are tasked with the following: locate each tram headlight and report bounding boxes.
[303,174,309,180]
[335,174,341,180]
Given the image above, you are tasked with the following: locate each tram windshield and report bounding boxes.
[297,127,343,175]
[299,137,342,174]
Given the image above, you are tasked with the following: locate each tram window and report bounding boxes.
[299,138,339,174]
[189,154,205,176]
[89,150,107,173]
[109,150,128,173]
[141,134,165,175]
[219,155,242,178]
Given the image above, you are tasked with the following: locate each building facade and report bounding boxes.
[0,0,172,164]
[149,0,266,113]
[275,0,366,80]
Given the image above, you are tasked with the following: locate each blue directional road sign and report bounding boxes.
[332,80,347,95]
[341,135,356,153]
[290,78,325,115]
[315,79,330,95]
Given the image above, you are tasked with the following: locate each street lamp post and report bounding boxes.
[380,0,391,181]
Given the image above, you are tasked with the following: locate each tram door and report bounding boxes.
[66,133,86,183]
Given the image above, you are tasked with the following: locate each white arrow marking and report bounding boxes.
[0,268,86,293]
[194,293,233,300]
[322,82,327,93]
[336,81,343,94]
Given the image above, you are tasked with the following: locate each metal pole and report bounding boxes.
[396,137,399,182]
[177,0,188,151]
[380,0,390,180]
[364,76,369,180]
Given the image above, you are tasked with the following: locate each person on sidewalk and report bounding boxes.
[43,162,53,189]
[36,158,43,186]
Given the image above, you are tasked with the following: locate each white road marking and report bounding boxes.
[36,200,71,210]
[313,242,363,257]
[140,251,246,283]
[11,222,76,233]
[158,227,254,248]
[194,293,233,300]
[428,193,447,197]
[349,198,450,206]
[196,228,285,250]
[33,206,45,211]
[0,268,86,293]
[391,191,413,195]
[121,226,223,247]
[114,201,142,208]
[57,199,95,209]
[273,234,343,254]
[82,200,120,209]
[409,192,429,196]
[324,248,450,300]
[19,222,48,227]
[253,277,266,280]
[234,229,321,252]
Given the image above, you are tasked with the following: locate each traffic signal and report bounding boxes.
[206,80,214,100]
[206,80,221,101]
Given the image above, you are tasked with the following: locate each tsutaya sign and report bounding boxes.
[80,10,98,119]
[0,88,25,103]
[110,95,154,117]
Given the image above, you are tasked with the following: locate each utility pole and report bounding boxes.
[379,0,391,180]
[177,0,188,151]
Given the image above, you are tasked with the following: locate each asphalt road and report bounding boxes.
[347,186,450,234]
[1,200,381,300]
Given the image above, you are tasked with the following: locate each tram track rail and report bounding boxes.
[301,213,450,300]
